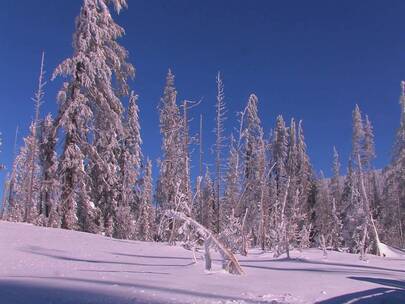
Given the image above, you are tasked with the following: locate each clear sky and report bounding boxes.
[1,0,405,189]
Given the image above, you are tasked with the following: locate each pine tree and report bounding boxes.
[314,171,342,252]
[269,115,289,253]
[363,115,376,170]
[382,81,405,247]
[24,52,46,224]
[39,114,60,227]
[52,0,134,233]
[12,124,41,223]
[115,91,142,239]
[156,69,184,242]
[330,146,342,211]
[222,134,240,230]
[296,120,313,221]
[271,115,289,192]
[352,104,365,168]
[241,94,265,247]
[136,158,155,241]
[180,100,192,219]
[2,127,19,221]
[341,159,364,253]
[201,168,216,231]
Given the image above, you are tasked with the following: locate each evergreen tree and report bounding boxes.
[136,158,155,241]
[222,134,240,230]
[201,168,216,231]
[39,114,60,227]
[352,104,365,168]
[330,146,342,211]
[241,94,265,247]
[341,160,364,252]
[52,0,134,233]
[156,70,184,241]
[115,91,142,239]
[382,81,405,247]
[12,124,41,223]
[363,115,376,170]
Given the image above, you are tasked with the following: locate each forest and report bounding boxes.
[1,0,404,263]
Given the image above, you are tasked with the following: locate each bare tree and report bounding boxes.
[214,72,226,233]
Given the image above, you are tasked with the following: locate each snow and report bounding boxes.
[1,221,405,304]
[378,242,405,258]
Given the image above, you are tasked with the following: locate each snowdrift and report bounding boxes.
[378,242,405,258]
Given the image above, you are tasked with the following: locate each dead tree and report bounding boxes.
[357,153,382,259]
[165,210,244,275]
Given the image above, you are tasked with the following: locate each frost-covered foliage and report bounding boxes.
[38,114,60,227]
[221,135,240,230]
[314,172,342,252]
[214,72,226,233]
[381,82,405,248]
[201,169,216,231]
[52,0,134,234]
[156,70,186,242]
[135,158,155,241]
[10,124,42,223]
[115,91,142,239]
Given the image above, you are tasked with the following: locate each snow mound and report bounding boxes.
[379,242,405,258]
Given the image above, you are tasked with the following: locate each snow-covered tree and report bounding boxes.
[314,171,342,252]
[115,91,142,239]
[330,146,342,212]
[382,81,405,247]
[39,114,60,227]
[136,158,155,241]
[52,0,134,233]
[12,124,41,223]
[156,70,184,241]
[352,104,365,168]
[201,168,216,231]
[179,100,193,219]
[21,52,47,224]
[221,134,240,230]
[214,72,226,233]
[240,94,266,248]
[363,115,376,170]
[341,160,364,253]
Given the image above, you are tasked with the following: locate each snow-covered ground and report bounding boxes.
[0,221,404,304]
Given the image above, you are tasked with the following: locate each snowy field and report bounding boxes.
[0,221,404,304]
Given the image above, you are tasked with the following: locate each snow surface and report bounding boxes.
[1,221,405,304]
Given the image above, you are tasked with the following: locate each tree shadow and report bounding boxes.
[19,247,195,267]
[240,263,398,277]
[79,269,170,275]
[316,276,405,304]
[2,276,259,304]
[0,279,158,304]
[241,257,405,275]
[109,252,194,261]
[349,277,405,289]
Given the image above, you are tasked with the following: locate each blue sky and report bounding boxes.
[1,0,405,189]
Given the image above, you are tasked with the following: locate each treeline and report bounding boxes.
[1,0,404,258]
